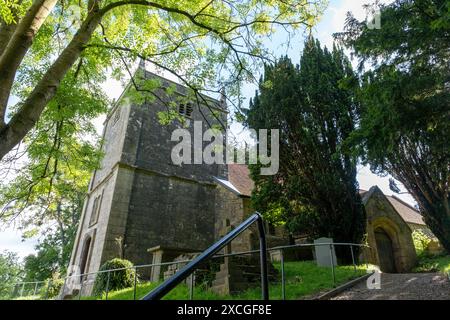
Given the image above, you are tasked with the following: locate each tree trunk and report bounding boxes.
[391,142,450,254]
[0,8,103,160]
[0,0,58,125]
[420,198,450,254]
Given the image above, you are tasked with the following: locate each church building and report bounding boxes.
[68,66,439,296]
[68,66,265,295]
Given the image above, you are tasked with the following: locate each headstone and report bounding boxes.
[314,237,337,267]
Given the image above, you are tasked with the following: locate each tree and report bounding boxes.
[0,137,91,279]
[0,79,96,278]
[0,0,327,160]
[245,38,366,261]
[20,192,83,281]
[336,0,450,252]
[0,250,23,298]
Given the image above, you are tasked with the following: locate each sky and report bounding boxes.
[1,0,414,260]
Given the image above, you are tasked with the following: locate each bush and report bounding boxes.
[412,230,432,257]
[92,259,136,296]
[413,254,450,274]
[42,278,65,299]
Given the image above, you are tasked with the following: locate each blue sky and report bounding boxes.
[2,0,411,259]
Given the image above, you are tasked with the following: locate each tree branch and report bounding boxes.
[0,1,103,160]
[0,0,58,128]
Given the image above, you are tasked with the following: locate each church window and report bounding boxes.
[89,190,103,226]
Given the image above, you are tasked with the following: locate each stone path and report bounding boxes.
[331,273,450,300]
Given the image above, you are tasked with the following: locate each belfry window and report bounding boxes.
[178,104,185,115]
[185,103,193,117]
[178,103,194,118]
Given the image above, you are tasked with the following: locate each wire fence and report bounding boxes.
[4,242,371,301]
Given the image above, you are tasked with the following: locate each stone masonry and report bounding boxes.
[67,66,268,296]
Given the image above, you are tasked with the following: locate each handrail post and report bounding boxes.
[256,215,269,300]
[280,249,285,300]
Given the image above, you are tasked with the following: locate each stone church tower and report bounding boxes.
[68,66,230,290]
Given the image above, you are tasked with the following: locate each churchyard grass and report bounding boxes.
[82,261,367,300]
[12,261,368,300]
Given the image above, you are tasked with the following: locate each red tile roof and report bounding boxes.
[386,195,425,226]
[360,187,425,226]
[227,164,254,197]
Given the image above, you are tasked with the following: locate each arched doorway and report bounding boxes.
[79,236,92,280]
[374,228,397,273]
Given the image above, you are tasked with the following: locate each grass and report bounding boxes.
[81,261,367,301]
[12,295,42,300]
[413,255,450,274]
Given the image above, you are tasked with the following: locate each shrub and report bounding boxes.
[92,259,136,296]
[46,278,65,299]
[39,274,65,299]
[412,230,432,257]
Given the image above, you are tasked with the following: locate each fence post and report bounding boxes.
[60,278,67,301]
[33,282,38,296]
[105,271,111,300]
[364,247,369,270]
[78,276,84,300]
[20,283,25,297]
[329,244,336,287]
[189,272,195,300]
[256,216,269,300]
[9,284,15,300]
[133,267,138,300]
[350,245,356,273]
[45,279,52,300]
[280,249,286,300]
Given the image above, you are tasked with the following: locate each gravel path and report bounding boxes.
[331,273,450,300]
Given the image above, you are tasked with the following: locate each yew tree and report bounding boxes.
[246,39,366,261]
[336,0,450,252]
[0,0,326,161]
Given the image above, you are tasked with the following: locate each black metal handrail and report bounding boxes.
[141,212,269,300]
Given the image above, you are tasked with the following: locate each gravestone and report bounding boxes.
[314,237,337,267]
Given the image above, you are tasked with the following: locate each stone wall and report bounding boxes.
[214,185,255,253]
[123,170,217,266]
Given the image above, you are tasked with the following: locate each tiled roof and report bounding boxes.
[226,164,254,197]
[386,195,425,226]
[360,187,425,226]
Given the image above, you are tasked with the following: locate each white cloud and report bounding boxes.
[0,229,37,260]
[315,0,394,50]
